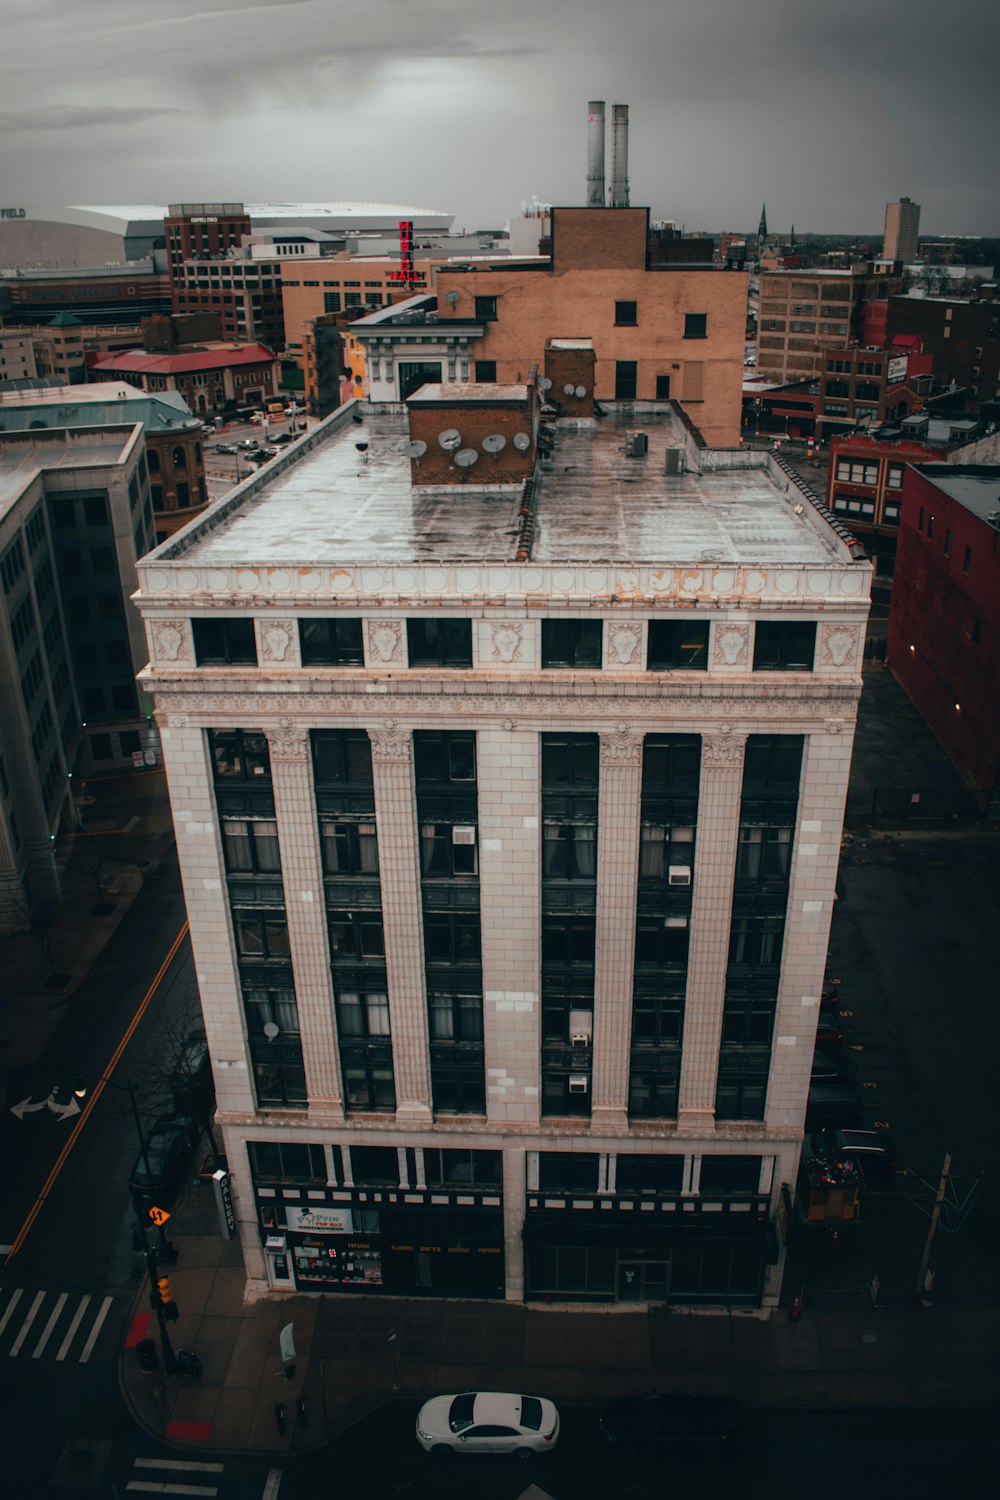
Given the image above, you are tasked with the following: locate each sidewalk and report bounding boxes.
[119,1181,1000,1458]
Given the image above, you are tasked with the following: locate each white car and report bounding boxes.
[416,1391,559,1458]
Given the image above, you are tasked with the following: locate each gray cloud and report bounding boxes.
[0,104,183,133]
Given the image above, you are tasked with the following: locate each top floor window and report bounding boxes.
[542,733,599,790]
[474,295,497,321]
[312,729,373,786]
[414,730,477,785]
[210,729,270,783]
[647,620,709,671]
[193,616,258,666]
[615,300,638,326]
[541,619,602,669]
[407,618,473,668]
[299,617,364,667]
[753,621,816,672]
[684,313,707,339]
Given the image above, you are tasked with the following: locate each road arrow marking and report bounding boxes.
[47,1093,80,1121]
[9,1096,49,1120]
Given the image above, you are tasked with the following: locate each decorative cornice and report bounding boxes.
[702,724,747,768]
[600,724,643,766]
[265,721,310,761]
[369,719,412,762]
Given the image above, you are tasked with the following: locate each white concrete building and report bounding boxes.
[134,393,869,1307]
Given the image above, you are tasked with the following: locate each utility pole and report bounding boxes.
[916,1150,952,1306]
[125,1078,177,1264]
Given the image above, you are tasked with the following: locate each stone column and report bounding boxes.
[477,725,541,1124]
[502,1145,527,1302]
[265,723,343,1118]
[370,723,432,1123]
[591,727,643,1128]
[677,729,747,1128]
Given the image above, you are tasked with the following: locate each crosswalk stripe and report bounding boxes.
[78,1294,113,1363]
[32,1291,68,1358]
[262,1468,283,1500]
[125,1484,219,1497]
[55,1292,91,1361]
[0,1287,24,1337]
[9,1289,45,1355]
[133,1460,225,1474]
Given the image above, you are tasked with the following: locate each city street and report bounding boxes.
[202,415,310,502]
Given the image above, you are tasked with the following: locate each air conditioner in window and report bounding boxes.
[452,826,476,845]
[568,1009,592,1045]
[668,864,692,887]
[568,1074,589,1094]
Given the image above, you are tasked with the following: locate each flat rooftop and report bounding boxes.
[915,465,1000,523]
[166,408,842,569]
[0,430,131,510]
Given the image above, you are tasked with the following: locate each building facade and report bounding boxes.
[886,291,1000,404]
[0,328,38,382]
[0,424,158,922]
[135,392,868,1307]
[90,344,280,418]
[757,264,902,383]
[887,465,1000,800]
[882,198,921,265]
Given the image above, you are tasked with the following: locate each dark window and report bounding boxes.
[253,1060,307,1108]
[430,1062,485,1115]
[637,822,694,880]
[351,1145,399,1185]
[615,361,637,399]
[428,993,483,1041]
[972,616,981,645]
[635,916,690,968]
[918,507,925,532]
[323,292,341,313]
[89,733,113,760]
[647,619,709,670]
[474,295,497,321]
[424,1149,500,1188]
[538,1152,599,1194]
[684,313,707,339]
[628,1072,678,1118]
[320,820,379,875]
[944,529,952,557]
[118,730,141,756]
[542,916,595,967]
[474,360,497,382]
[243,987,299,1041]
[714,1075,767,1122]
[729,915,784,969]
[407,618,472,668]
[542,1069,591,1117]
[631,994,684,1045]
[700,1155,761,1195]
[541,733,599,788]
[247,1140,325,1182]
[655,374,671,399]
[753,621,816,672]
[541,618,602,668]
[343,1065,395,1111]
[542,823,596,879]
[927,514,935,540]
[335,988,390,1038]
[83,496,107,526]
[423,913,482,966]
[616,1153,684,1195]
[642,735,701,794]
[328,910,385,961]
[222,817,281,874]
[414,729,477,786]
[735,825,793,883]
[193,616,258,666]
[147,448,161,474]
[615,300,638,326]
[742,736,802,795]
[233,910,291,960]
[721,999,775,1047]
[311,729,373,785]
[299,617,364,666]
[210,729,270,782]
[963,545,972,574]
[420,822,478,876]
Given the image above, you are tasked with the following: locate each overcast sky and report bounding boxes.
[3,0,997,236]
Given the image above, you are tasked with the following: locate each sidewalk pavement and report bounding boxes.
[120,1180,1000,1459]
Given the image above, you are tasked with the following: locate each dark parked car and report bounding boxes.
[600,1394,740,1457]
[128,1116,200,1206]
[810,1048,856,1083]
[801,1128,897,1184]
[805,1083,865,1129]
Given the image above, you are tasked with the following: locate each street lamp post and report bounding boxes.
[121,1077,180,1375]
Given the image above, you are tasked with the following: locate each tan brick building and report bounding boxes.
[757,264,902,383]
[134,391,868,1308]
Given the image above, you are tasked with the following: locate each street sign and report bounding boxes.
[148,1206,171,1226]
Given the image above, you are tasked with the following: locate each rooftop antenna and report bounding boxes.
[406,438,427,467]
[438,428,461,451]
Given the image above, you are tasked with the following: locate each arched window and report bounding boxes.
[173,446,187,471]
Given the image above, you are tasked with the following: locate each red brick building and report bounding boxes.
[90,343,280,417]
[887,465,1000,799]
[165,203,285,351]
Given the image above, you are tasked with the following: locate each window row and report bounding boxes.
[192,616,820,672]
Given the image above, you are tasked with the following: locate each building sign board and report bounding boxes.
[887,355,908,386]
[285,1204,354,1234]
[211,1168,237,1239]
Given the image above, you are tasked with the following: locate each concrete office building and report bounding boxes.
[882,198,921,265]
[135,384,869,1308]
[0,424,158,922]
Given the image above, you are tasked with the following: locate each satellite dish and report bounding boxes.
[454,448,479,467]
[438,429,461,451]
[482,433,507,454]
[538,376,552,390]
[406,439,427,458]
[575,385,587,398]
[512,432,531,452]
[540,404,557,417]
[262,1021,280,1041]
[563,383,575,396]
[445,290,460,304]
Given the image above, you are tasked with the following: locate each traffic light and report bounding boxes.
[157,1276,179,1322]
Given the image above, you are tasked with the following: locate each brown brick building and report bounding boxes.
[757,264,902,383]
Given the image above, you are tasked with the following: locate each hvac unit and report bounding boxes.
[668,864,692,887]
[625,430,649,457]
[568,1074,590,1094]
[664,447,685,475]
[569,1009,593,1047]
[452,826,476,845]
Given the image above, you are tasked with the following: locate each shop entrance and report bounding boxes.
[617,1258,671,1303]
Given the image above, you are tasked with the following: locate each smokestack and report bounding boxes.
[610,103,630,208]
[587,100,606,208]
